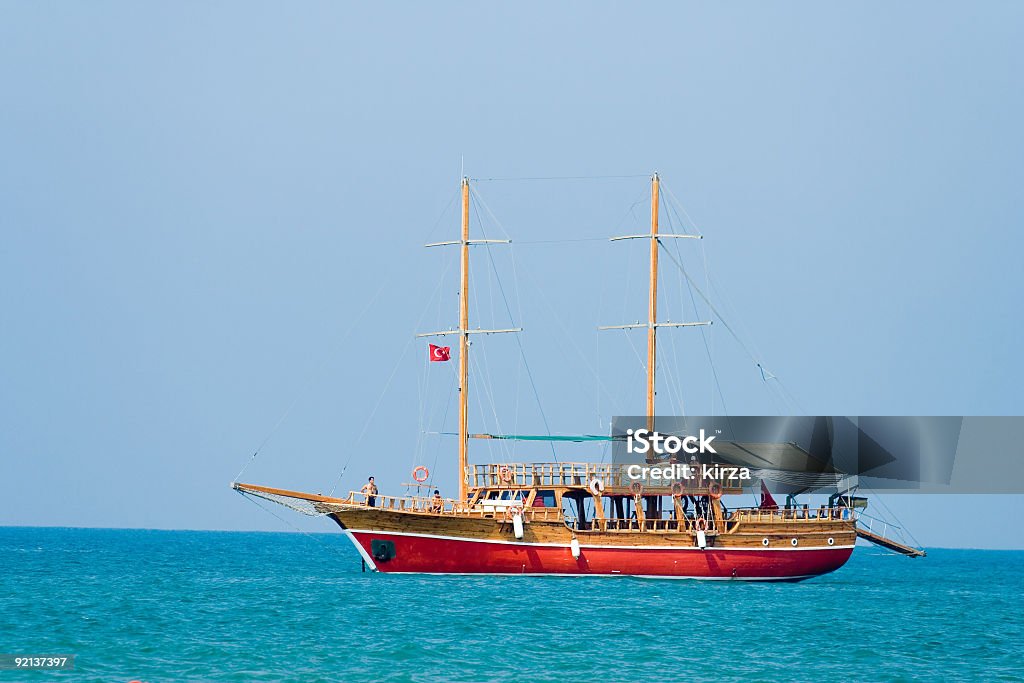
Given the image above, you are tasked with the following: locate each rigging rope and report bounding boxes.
[657,239,805,414]
[467,199,516,464]
[328,190,463,495]
[328,327,417,497]
[859,484,924,549]
[470,186,558,460]
[329,225,458,494]
[234,489,353,561]
[233,187,462,485]
[513,237,609,245]
[232,274,394,485]
[658,193,689,416]
[673,236,731,419]
[425,364,458,493]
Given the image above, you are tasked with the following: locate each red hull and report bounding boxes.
[345,530,854,581]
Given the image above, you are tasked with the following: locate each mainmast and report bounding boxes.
[419,177,519,501]
[602,173,709,453]
[646,174,660,433]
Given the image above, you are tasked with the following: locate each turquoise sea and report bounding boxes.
[1,527,1021,682]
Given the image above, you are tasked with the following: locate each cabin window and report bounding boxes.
[532,490,556,507]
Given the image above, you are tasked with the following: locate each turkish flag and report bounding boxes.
[429,344,451,362]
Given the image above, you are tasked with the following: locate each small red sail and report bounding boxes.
[429,344,451,362]
[760,480,779,510]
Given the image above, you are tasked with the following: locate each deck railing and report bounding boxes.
[343,491,564,522]
[730,506,857,523]
[564,517,713,532]
[856,512,902,540]
[466,461,737,490]
[468,462,618,488]
[566,507,855,533]
[344,491,464,515]
[342,492,856,530]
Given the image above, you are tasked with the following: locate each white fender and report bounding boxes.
[512,513,524,539]
[570,537,581,559]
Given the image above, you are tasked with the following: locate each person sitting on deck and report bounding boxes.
[361,476,378,507]
[429,490,444,513]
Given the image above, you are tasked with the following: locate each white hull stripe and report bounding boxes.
[343,530,379,571]
[345,529,854,552]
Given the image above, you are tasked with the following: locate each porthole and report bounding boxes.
[827,537,835,546]
[762,538,770,547]
[791,538,798,547]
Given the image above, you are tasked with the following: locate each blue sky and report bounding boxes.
[1,2,1022,548]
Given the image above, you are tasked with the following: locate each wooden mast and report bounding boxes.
[601,173,709,448]
[458,177,470,502]
[418,177,517,502]
[646,173,659,433]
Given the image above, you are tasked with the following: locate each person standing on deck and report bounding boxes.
[361,476,378,507]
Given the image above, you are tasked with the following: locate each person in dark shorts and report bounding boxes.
[361,476,378,507]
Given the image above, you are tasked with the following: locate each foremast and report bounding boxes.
[458,179,470,502]
[419,177,519,501]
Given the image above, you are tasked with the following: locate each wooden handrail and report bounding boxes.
[465,462,749,492]
[340,489,857,528]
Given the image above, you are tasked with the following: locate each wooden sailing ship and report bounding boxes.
[235,174,922,580]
